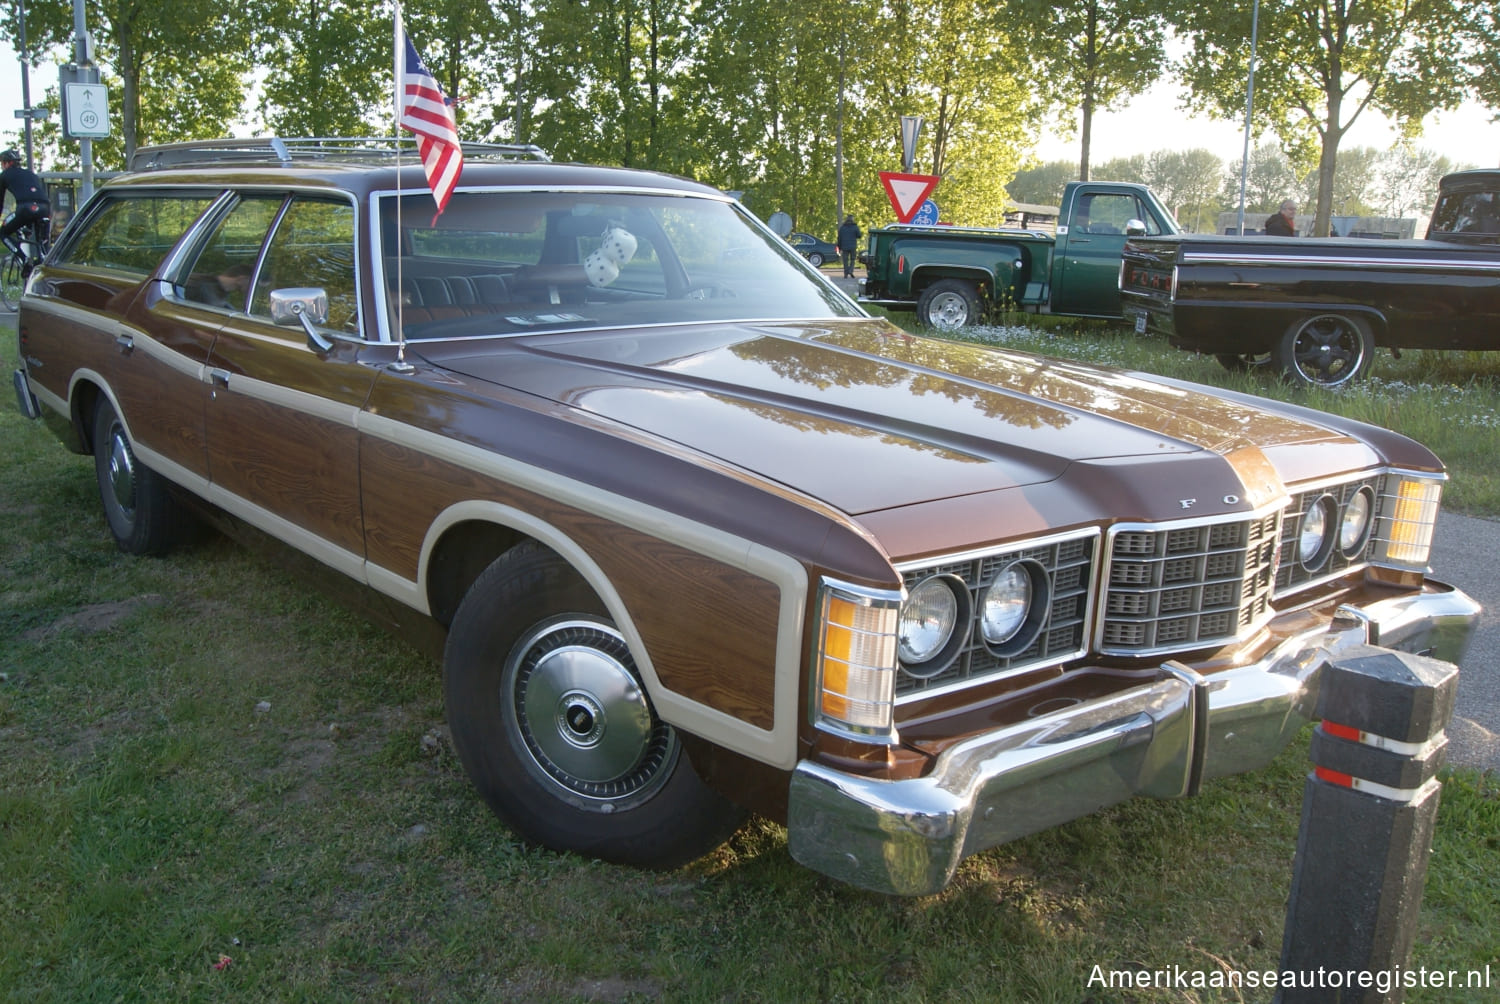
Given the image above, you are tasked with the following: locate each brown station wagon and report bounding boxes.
[12,139,1480,895]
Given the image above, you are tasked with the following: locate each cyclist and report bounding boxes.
[0,149,51,258]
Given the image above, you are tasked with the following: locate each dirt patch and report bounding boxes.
[22,594,167,642]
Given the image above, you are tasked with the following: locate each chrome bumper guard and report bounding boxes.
[787,582,1480,896]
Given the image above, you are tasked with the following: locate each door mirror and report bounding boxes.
[1125,219,1147,237]
[270,288,334,354]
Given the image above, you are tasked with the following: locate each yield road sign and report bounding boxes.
[879,171,940,224]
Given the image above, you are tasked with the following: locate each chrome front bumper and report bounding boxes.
[787,582,1480,896]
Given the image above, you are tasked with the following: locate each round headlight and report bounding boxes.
[899,576,961,668]
[1299,494,1337,570]
[980,563,1033,646]
[1339,487,1374,556]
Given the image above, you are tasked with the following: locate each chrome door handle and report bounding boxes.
[115,334,134,355]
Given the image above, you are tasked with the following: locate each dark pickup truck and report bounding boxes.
[1120,169,1500,387]
[860,181,1178,328]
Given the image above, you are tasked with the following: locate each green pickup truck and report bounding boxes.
[859,181,1179,329]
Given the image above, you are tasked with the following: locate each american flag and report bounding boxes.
[397,12,463,219]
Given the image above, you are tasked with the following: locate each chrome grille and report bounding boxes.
[1276,475,1382,594]
[1100,511,1280,655]
[896,532,1097,700]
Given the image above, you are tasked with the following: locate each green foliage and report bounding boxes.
[1170,0,1488,236]
[1007,160,1078,206]
[1003,0,1170,179]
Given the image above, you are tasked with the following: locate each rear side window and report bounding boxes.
[57,193,217,276]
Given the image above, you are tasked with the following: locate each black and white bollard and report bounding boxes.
[1275,644,1458,1003]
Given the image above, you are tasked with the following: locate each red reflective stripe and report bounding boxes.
[898,254,906,274]
[1323,721,1362,742]
[1315,766,1354,787]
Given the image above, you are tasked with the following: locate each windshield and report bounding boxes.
[379,190,861,340]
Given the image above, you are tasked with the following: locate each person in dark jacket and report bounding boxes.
[0,149,51,253]
[1265,200,1297,237]
[836,214,862,277]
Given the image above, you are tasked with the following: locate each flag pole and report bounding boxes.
[392,2,407,363]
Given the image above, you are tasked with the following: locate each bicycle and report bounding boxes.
[1,214,49,311]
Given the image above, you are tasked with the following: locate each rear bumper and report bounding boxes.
[786,581,1479,895]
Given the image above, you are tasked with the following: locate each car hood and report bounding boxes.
[418,319,1370,516]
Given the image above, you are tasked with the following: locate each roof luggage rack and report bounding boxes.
[128,137,551,172]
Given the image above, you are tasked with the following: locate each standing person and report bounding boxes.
[836,214,862,278]
[1265,200,1297,237]
[0,150,51,255]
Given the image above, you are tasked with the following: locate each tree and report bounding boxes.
[1006,161,1077,205]
[1172,0,1483,237]
[1,0,255,165]
[1374,145,1464,218]
[1223,140,1303,216]
[1004,0,1169,181]
[1142,148,1223,231]
[258,1,390,136]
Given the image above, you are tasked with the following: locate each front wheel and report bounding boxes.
[444,542,745,869]
[0,254,24,311]
[91,399,181,554]
[917,279,982,330]
[1273,313,1374,387]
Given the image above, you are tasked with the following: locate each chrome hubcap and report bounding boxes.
[107,429,137,514]
[930,292,969,329]
[508,618,677,807]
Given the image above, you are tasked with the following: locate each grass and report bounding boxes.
[2,319,1498,1002]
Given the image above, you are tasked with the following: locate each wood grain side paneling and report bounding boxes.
[359,436,780,728]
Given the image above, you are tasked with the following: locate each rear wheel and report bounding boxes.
[807,252,824,267]
[0,254,24,311]
[1214,351,1274,373]
[91,399,181,554]
[917,279,982,330]
[444,541,745,868]
[1273,313,1374,387]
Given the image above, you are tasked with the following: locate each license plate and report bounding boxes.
[1133,312,1147,334]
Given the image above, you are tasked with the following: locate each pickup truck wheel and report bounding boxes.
[91,399,180,555]
[444,541,745,869]
[1273,314,1374,387]
[1214,352,1274,373]
[917,279,982,330]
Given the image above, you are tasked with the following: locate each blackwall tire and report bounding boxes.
[807,252,824,267]
[1272,314,1374,387]
[91,399,180,555]
[917,279,982,330]
[443,541,745,869]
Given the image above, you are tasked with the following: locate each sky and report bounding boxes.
[1032,76,1500,171]
[2,39,1496,172]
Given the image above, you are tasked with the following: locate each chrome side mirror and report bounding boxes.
[1124,219,1148,237]
[270,288,333,354]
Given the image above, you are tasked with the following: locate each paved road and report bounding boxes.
[1431,511,1499,770]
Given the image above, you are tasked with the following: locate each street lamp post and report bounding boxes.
[1235,0,1261,236]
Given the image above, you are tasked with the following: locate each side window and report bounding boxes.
[1075,194,1135,235]
[177,196,285,311]
[252,197,358,331]
[57,193,217,276]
